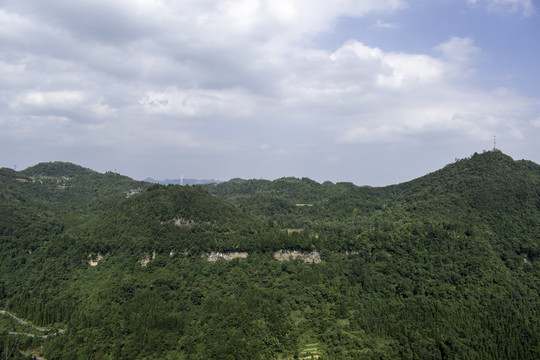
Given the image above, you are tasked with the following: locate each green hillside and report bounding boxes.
[75,183,272,256]
[1,151,539,359]
[2,162,151,220]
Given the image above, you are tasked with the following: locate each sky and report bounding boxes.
[1,0,539,186]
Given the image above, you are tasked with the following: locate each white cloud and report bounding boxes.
[377,52,444,88]
[139,88,256,118]
[434,37,481,65]
[29,115,71,126]
[0,0,538,184]
[339,125,404,143]
[87,102,117,117]
[508,124,525,139]
[0,60,25,73]
[144,128,200,148]
[434,37,481,78]
[284,38,535,146]
[373,19,399,29]
[21,91,86,108]
[467,0,535,17]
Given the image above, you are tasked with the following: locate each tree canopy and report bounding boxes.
[1,151,539,359]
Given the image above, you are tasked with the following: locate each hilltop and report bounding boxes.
[1,161,151,219]
[75,184,269,256]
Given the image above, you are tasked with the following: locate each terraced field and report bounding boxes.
[300,343,320,359]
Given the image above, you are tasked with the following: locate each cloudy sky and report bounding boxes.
[1,0,539,185]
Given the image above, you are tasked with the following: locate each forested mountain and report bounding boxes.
[2,162,151,221]
[1,151,539,359]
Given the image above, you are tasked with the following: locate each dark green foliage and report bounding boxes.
[1,152,539,359]
[75,184,271,256]
[2,161,151,223]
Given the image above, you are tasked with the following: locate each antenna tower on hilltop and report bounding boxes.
[493,135,496,150]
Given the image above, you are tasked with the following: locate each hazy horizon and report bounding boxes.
[2,0,539,186]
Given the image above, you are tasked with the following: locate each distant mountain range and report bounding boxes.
[143,177,222,186]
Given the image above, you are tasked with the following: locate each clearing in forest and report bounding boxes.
[300,343,320,359]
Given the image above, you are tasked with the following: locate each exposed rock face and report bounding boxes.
[88,253,105,266]
[139,250,156,266]
[125,189,142,198]
[205,252,248,262]
[159,218,196,227]
[173,218,195,227]
[273,250,321,263]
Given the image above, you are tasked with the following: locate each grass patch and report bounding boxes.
[300,342,320,359]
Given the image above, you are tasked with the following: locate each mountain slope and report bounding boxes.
[205,150,540,253]
[0,152,539,359]
[75,184,272,255]
[1,162,151,223]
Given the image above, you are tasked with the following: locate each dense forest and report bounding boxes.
[1,151,539,359]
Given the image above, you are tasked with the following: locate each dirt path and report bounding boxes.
[8,331,49,339]
[20,348,48,360]
[0,309,65,334]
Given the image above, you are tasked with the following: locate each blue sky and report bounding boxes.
[1,0,539,185]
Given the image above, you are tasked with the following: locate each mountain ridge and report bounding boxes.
[144,177,222,186]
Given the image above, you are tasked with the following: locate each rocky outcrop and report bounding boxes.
[88,253,105,266]
[205,252,248,262]
[273,250,321,263]
[139,250,156,266]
